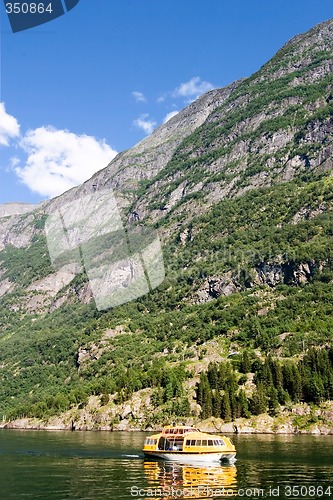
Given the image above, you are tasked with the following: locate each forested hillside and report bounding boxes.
[0,19,332,431]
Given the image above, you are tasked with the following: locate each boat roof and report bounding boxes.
[146,430,228,440]
[161,426,199,434]
[162,425,197,430]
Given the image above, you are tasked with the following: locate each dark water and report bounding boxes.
[0,429,332,499]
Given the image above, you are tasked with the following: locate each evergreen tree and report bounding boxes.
[267,386,279,416]
[303,374,325,404]
[197,372,213,419]
[326,374,333,400]
[212,389,221,418]
[291,364,302,402]
[207,362,219,389]
[237,389,250,418]
[221,390,232,422]
[271,359,284,389]
[229,389,238,420]
[174,397,190,417]
[217,363,228,390]
[282,363,302,402]
[277,386,290,405]
[329,347,333,367]
[201,388,213,419]
[259,357,274,387]
[240,350,251,374]
[250,383,267,415]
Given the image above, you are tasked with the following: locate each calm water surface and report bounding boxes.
[0,429,332,499]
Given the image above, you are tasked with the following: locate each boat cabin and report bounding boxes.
[143,427,232,454]
[161,426,200,436]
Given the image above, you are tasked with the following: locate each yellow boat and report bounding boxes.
[142,426,236,463]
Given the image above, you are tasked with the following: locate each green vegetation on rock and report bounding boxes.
[0,19,332,428]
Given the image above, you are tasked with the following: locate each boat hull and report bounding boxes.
[144,451,236,463]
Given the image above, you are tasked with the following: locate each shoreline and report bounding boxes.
[2,415,333,435]
[1,425,332,435]
[2,400,332,435]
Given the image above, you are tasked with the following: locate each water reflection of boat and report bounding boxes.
[143,426,236,463]
[143,460,237,499]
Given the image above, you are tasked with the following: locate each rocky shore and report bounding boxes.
[2,400,333,435]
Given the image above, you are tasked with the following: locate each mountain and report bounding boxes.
[0,19,332,431]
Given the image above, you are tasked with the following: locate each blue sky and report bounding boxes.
[0,0,332,204]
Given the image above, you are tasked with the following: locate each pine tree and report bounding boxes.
[237,389,250,418]
[304,373,325,404]
[212,390,221,418]
[267,386,279,416]
[271,358,284,388]
[207,362,219,389]
[221,390,232,422]
[282,362,302,402]
[261,357,274,387]
[277,386,289,405]
[240,350,251,374]
[197,372,213,419]
[250,383,267,416]
[291,364,302,402]
[201,388,213,419]
[217,363,228,390]
[229,389,238,420]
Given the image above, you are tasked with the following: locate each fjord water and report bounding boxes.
[0,430,332,499]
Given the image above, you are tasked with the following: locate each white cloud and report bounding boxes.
[0,102,20,146]
[132,91,147,103]
[10,157,20,168]
[163,111,179,123]
[15,127,117,198]
[172,76,215,100]
[133,114,157,135]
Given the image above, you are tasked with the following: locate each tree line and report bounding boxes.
[196,347,333,421]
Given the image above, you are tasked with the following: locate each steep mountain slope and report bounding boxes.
[132,18,332,225]
[0,19,332,427]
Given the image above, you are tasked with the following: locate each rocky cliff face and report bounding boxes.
[1,18,333,426]
[0,83,240,252]
[0,203,37,217]
[0,18,332,312]
[130,19,333,226]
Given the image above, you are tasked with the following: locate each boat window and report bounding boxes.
[158,437,166,450]
[208,440,213,446]
[218,439,225,446]
[195,440,201,446]
[185,440,190,446]
[190,440,196,446]
[214,440,219,446]
[146,438,156,445]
